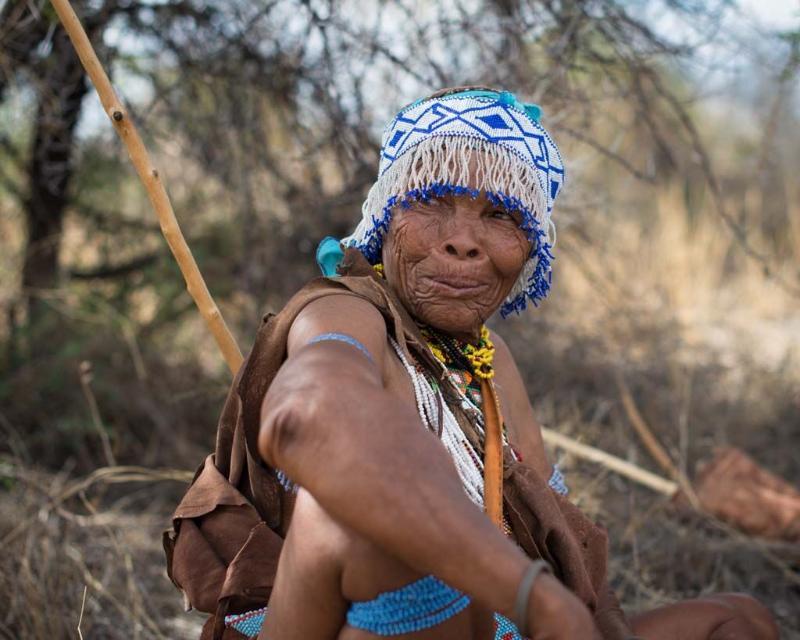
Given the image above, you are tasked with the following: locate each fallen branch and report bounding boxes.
[615,373,701,507]
[541,427,679,496]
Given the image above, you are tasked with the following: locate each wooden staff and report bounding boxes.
[49,0,244,375]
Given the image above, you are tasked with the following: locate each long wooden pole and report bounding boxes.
[49,0,244,375]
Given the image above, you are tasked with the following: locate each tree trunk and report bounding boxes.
[21,23,88,343]
[0,1,50,103]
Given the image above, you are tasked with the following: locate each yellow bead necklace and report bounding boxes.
[421,324,495,380]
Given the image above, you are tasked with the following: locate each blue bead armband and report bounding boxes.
[308,332,375,364]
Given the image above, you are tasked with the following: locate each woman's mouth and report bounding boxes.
[424,275,488,298]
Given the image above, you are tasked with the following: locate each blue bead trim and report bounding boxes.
[494,612,526,639]
[308,332,375,363]
[225,607,267,638]
[346,575,471,636]
[220,588,528,638]
[350,182,554,316]
[274,469,296,493]
[548,464,569,496]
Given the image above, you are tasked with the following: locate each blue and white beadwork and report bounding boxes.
[342,90,566,316]
[224,593,529,639]
[225,606,267,637]
[548,464,569,496]
[347,575,471,636]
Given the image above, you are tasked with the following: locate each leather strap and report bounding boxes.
[480,377,504,527]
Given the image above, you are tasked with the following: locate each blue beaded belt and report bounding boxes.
[346,575,470,635]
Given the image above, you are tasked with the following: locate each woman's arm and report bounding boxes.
[258,294,594,638]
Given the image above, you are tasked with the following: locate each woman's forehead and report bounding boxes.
[419,190,485,204]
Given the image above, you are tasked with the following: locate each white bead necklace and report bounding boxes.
[389,337,485,508]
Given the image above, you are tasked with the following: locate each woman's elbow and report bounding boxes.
[258,394,295,468]
[259,377,315,468]
[258,349,383,469]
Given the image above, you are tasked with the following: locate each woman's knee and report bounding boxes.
[630,592,779,640]
[284,488,354,570]
[704,593,779,640]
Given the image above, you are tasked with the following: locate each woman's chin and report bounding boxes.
[413,304,487,340]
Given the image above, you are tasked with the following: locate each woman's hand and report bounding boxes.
[528,573,599,640]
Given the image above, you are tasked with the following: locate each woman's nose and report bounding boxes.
[442,225,483,259]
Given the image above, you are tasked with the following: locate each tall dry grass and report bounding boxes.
[500,177,800,633]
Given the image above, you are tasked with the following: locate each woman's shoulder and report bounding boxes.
[287,291,390,367]
[487,329,517,377]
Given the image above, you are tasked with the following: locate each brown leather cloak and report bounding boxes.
[164,249,630,639]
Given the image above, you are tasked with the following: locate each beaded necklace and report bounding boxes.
[374,263,512,524]
[389,337,486,507]
[420,324,495,381]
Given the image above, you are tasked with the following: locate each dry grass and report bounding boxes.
[0,461,206,639]
[501,180,800,635]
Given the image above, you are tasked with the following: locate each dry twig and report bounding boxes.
[615,373,701,507]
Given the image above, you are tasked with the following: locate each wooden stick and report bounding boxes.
[541,427,679,496]
[49,0,244,375]
[615,373,700,507]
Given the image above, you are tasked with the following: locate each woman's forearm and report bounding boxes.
[258,342,530,618]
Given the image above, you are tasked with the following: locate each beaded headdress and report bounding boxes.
[341,87,566,316]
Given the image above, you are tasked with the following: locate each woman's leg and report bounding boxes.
[261,488,490,640]
[629,593,779,640]
[259,488,350,640]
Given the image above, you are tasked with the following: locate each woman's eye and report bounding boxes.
[489,209,514,220]
[416,199,440,210]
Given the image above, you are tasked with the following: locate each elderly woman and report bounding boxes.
[166,88,778,640]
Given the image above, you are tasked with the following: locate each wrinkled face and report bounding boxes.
[382,192,531,341]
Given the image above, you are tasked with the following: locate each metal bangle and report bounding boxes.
[513,559,551,637]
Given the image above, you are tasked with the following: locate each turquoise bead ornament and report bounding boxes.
[316,236,345,277]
